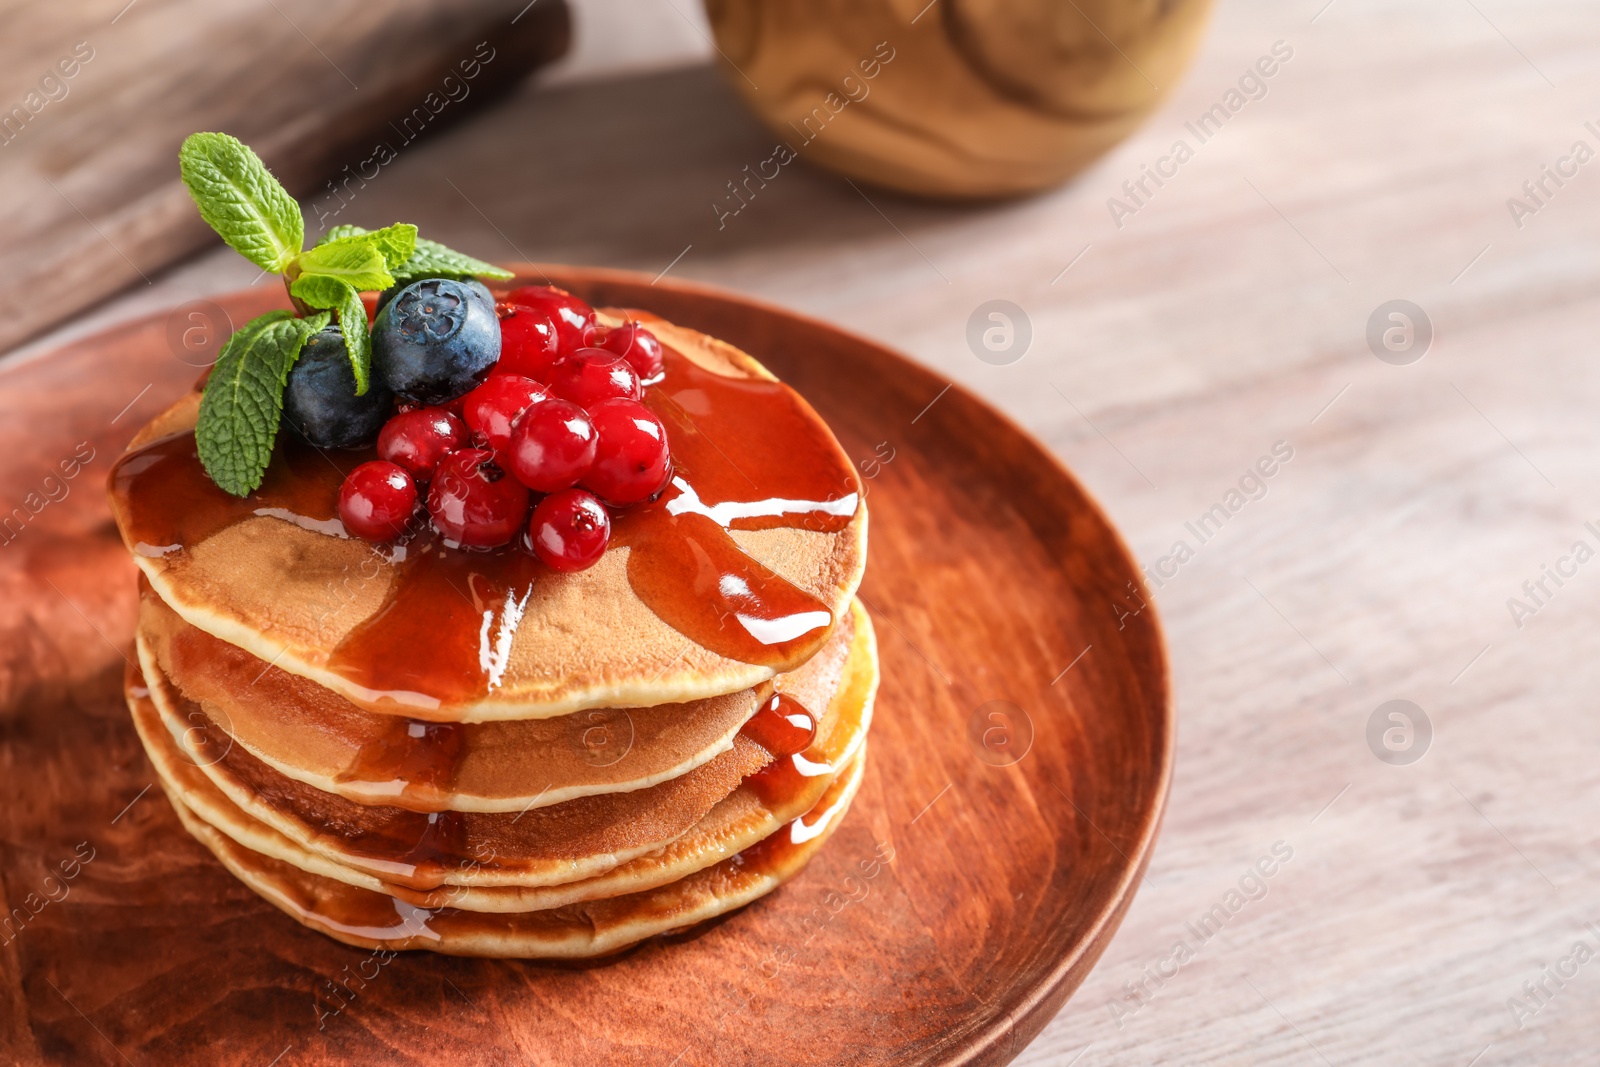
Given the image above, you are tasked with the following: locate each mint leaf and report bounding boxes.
[290,274,371,394]
[309,223,415,273]
[179,133,303,273]
[322,224,368,243]
[293,237,394,293]
[196,310,329,496]
[318,225,510,283]
[361,223,417,271]
[397,236,515,283]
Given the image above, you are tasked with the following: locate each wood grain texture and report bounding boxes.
[703,0,1214,198]
[10,0,1600,1059]
[0,270,1170,1065]
[0,0,569,354]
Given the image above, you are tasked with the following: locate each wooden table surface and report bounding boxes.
[9,0,1600,1063]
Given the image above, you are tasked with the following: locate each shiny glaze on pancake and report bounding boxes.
[133,601,874,891]
[140,590,860,813]
[159,747,866,958]
[109,314,865,720]
[123,605,876,913]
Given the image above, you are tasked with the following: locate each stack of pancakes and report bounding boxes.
[111,314,874,958]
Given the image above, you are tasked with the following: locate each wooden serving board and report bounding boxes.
[0,0,569,355]
[0,269,1170,1066]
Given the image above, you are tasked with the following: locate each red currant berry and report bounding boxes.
[505,285,595,355]
[377,408,468,481]
[461,374,549,453]
[528,488,611,572]
[496,304,561,380]
[338,461,418,542]
[583,398,672,506]
[427,449,530,548]
[506,399,598,493]
[549,348,641,409]
[588,322,664,382]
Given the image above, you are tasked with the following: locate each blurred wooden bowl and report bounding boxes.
[704,0,1214,199]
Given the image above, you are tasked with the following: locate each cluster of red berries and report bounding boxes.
[335,286,672,572]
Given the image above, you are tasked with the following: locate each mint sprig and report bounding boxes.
[320,225,513,285]
[288,273,372,393]
[195,311,330,496]
[179,134,303,274]
[395,236,514,286]
[294,239,395,293]
[178,132,515,498]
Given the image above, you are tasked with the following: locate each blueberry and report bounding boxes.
[375,277,493,314]
[373,279,500,404]
[282,325,394,449]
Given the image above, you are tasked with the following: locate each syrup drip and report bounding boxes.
[739,692,829,807]
[738,692,817,758]
[732,750,857,873]
[109,340,861,712]
[335,718,466,810]
[339,809,469,884]
[169,689,471,885]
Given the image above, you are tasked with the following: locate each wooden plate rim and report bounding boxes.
[532,265,1177,1062]
[62,265,1174,1064]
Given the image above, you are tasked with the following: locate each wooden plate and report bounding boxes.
[0,268,1171,1066]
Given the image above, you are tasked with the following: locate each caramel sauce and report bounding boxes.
[732,746,858,872]
[335,719,466,809]
[109,341,861,715]
[263,749,865,947]
[340,810,469,883]
[738,692,817,758]
[741,693,831,807]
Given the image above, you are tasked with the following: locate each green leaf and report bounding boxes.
[322,224,369,243]
[363,223,417,270]
[179,133,303,273]
[397,236,514,283]
[293,237,394,293]
[290,274,371,394]
[317,224,511,283]
[196,310,330,496]
[311,223,415,272]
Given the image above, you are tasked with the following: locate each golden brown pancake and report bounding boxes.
[140,588,859,813]
[124,604,876,913]
[159,746,866,958]
[135,600,875,891]
[109,315,868,722]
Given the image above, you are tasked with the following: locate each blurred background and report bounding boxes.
[5,0,1600,1063]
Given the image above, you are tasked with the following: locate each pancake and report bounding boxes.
[109,314,868,722]
[160,744,866,958]
[124,604,875,912]
[135,600,876,891]
[140,587,859,813]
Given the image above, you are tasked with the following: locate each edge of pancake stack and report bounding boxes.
[110,304,876,958]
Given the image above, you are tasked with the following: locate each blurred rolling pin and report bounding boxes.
[0,0,569,355]
[704,0,1212,199]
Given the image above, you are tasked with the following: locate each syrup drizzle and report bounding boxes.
[109,340,861,712]
[739,692,830,807]
[738,691,817,758]
[334,718,467,808]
